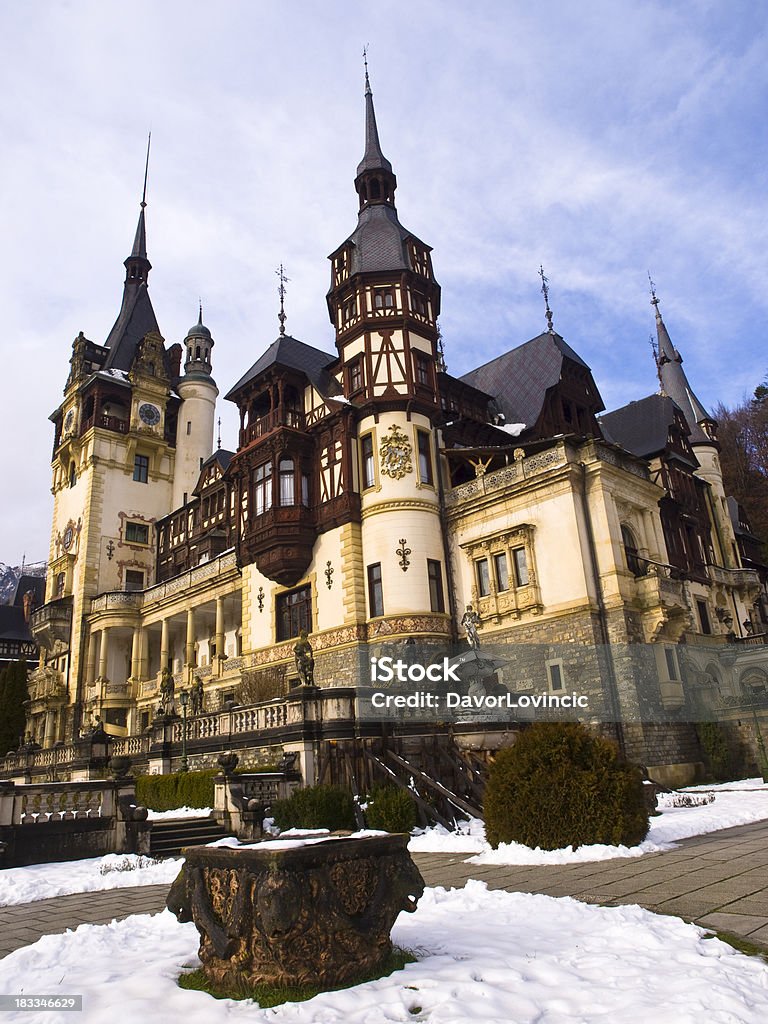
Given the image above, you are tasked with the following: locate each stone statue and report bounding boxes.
[461,604,482,649]
[294,630,315,685]
[191,674,204,715]
[160,667,175,713]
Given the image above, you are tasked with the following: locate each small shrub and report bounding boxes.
[365,786,418,833]
[696,722,735,782]
[657,791,715,808]
[484,723,649,851]
[271,784,356,832]
[135,769,217,811]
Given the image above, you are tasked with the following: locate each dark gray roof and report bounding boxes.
[12,575,46,609]
[600,393,694,460]
[0,606,34,644]
[655,309,712,445]
[224,335,338,401]
[460,332,592,429]
[342,204,423,275]
[103,280,160,372]
[204,449,234,473]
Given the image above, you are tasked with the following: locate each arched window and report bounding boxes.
[621,524,645,577]
[69,461,76,488]
[279,458,295,506]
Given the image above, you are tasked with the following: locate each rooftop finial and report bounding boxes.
[217,416,222,451]
[141,132,151,209]
[276,264,289,336]
[648,271,662,322]
[363,43,370,92]
[198,297,204,325]
[539,265,555,334]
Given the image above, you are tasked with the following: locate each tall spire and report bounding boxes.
[125,134,152,283]
[354,53,397,211]
[649,276,717,446]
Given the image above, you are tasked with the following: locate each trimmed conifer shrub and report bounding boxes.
[135,769,217,811]
[484,723,649,851]
[695,722,735,782]
[364,786,417,833]
[0,660,29,754]
[271,784,356,832]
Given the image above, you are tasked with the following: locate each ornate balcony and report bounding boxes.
[30,598,73,649]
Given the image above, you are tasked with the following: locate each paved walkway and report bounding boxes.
[2,820,768,960]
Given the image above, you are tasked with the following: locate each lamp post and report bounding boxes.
[179,689,189,773]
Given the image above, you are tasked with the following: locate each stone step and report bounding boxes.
[149,816,235,857]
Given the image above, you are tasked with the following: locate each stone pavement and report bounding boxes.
[1,819,768,960]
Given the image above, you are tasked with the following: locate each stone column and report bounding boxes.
[43,710,55,747]
[215,597,225,666]
[643,509,662,562]
[130,626,142,680]
[138,627,148,681]
[97,628,110,681]
[86,630,98,686]
[185,608,196,670]
[160,618,170,674]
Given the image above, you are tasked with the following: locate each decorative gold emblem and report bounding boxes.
[379,424,413,479]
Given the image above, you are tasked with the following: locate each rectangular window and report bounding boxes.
[279,458,295,506]
[415,353,430,387]
[417,430,433,485]
[412,292,427,316]
[547,660,564,692]
[125,521,149,545]
[276,585,312,642]
[368,563,384,617]
[373,288,394,309]
[125,569,145,592]
[697,599,712,635]
[512,547,529,586]
[664,646,680,680]
[343,296,356,321]
[494,552,509,591]
[427,559,445,613]
[476,558,490,597]
[186,421,191,435]
[301,471,310,507]
[361,434,375,489]
[133,454,149,483]
[253,462,273,515]
[349,358,363,392]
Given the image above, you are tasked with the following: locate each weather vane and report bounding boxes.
[217,416,222,450]
[539,264,554,334]
[276,264,289,336]
[648,271,661,316]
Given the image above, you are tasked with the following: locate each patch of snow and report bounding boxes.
[683,777,767,792]
[207,829,388,851]
[2,884,768,1023]
[146,806,212,821]
[497,422,526,435]
[409,816,487,854]
[0,854,184,908]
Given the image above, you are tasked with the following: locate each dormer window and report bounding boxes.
[412,292,427,316]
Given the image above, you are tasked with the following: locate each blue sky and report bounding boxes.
[2,0,767,563]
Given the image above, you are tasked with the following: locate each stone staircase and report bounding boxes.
[149,816,235,858]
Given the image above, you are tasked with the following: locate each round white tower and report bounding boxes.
[173,308,219,508]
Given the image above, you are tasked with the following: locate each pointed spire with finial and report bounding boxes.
[539,265,555,334]
[125,133,152,282]
[354,48,397,211]
[648,274,717,445]
[276,264,289,336]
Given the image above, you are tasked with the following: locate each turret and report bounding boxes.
[173,306,219,508]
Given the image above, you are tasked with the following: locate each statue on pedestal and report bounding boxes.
[294,630,315,685]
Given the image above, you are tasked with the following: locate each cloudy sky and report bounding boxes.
[2,0,767,564]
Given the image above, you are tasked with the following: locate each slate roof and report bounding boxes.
[12,575,46,609]
[655,310,713,445]
[460,332,593,429]
[0,606,33,645]
[344,204,416,275]
[102,282,160,372]
[600,393,693,461]
[224,336,339,402]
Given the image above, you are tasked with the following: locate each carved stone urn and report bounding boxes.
[166,833,424,989]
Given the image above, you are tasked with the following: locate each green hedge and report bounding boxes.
[135,770,217,811]
[484,723,649,851]
[365,786,417,834]
[695,722,735,782]
[271,785,356,832]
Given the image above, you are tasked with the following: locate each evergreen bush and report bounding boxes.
[271,784,356,832]
[135,769,217,811]
[695,722,735,782]
[484,723,649,851]
[364,786,417,833]
[0,660,29,754]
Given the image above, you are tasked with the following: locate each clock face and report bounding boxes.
[63,525,74,551]
[64,409,74,432]
[138,403,161,426]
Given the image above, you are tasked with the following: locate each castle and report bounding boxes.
[16,71,768,789]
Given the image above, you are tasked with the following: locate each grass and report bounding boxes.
[702,928,768,963]
[177,946,417,1006]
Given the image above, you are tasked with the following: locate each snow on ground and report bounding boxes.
[0,855,183,908]
[684,777,768,792]
[2,882,768,1024]
[146,806,212,820]
[408,780,768,865]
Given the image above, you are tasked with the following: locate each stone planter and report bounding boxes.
[166,833,424,989]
